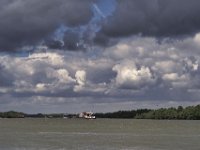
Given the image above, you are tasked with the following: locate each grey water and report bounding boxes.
[0,119,199,150]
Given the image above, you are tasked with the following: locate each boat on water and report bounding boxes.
[79,112,96,119]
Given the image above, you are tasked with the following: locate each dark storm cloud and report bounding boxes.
[2,0,200,51]
[100,0,200,38]
[63,31,83,50]
[0,0,93,51]
[46,31,87,51]
[45,39,63,50]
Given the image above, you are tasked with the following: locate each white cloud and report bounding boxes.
[75,70,86,86]
[194,33,200,45]
[162,73,189,89]
[153,60,180,73]
[35,83,46,92]
[1,35,200,112]
[57,69,75,84]
[28,52,64,66]
[162,73,179,81]
[112,61,155,89]
[183,57,199,71]
[74,70,86,92]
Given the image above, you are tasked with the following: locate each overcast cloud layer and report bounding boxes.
[101,0,200,37]
[0,0,200,113]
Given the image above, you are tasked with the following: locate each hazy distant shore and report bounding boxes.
[1,104,200,120]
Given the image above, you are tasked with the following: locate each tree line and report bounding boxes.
[0,111,76,118]
[0,105,200,119]
[0,111,25,118]
[95,105,200,120]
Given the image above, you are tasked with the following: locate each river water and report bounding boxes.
[0,119,199,150]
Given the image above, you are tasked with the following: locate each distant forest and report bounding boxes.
[95,105,200,120]
[0,105,200,120]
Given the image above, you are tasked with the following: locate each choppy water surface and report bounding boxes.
[0,119,199,150]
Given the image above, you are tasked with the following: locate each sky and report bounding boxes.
[1,0,200,113]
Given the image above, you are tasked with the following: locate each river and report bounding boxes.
[0,119,199,150]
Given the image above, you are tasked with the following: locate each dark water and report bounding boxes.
[0,119,199,150]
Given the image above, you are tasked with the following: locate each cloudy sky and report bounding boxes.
[1,0,200,113]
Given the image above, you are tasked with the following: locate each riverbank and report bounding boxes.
[1,104,200,120]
